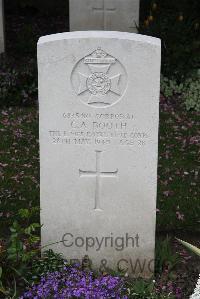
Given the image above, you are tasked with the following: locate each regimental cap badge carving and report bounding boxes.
[84,47,116,64]
[71,47,128,108]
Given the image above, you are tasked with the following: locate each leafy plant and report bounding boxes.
[28,249,66,283]
[182,77,200,112]
[160,76,183,98]
[160,75,200,112]
[0,207,40,297]
[126,279,155,298]
[126,279,176,299]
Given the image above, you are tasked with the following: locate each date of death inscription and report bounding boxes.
[48,112,150,147]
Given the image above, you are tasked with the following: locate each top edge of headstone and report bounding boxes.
[38,31,161,47]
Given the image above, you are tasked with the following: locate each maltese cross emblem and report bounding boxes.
[71,48,127,108]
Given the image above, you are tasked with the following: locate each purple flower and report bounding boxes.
[20,264,127,298]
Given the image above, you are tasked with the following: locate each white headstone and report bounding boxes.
[38,31,161,278]
[0,0,5,53]
[70,0,140,33]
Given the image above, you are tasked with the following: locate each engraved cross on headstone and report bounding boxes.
[92,0,116,30]
[79,150,118,211]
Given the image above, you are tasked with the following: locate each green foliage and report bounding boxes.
[28,250,66,283]
[182,77,200,112]
[126,279,155,298]
[160,75,200,112]
[126,279,175,298]
[140,0,200,79]
[125,237,181,298]
[155,237,180,275]
[0,207,40,298]
[160,75,183,98]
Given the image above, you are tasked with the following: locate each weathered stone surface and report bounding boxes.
[38,31,161,277]
[70,0,140,33]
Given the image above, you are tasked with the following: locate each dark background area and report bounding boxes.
[4,0,69,16]
[3,0,200,80]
